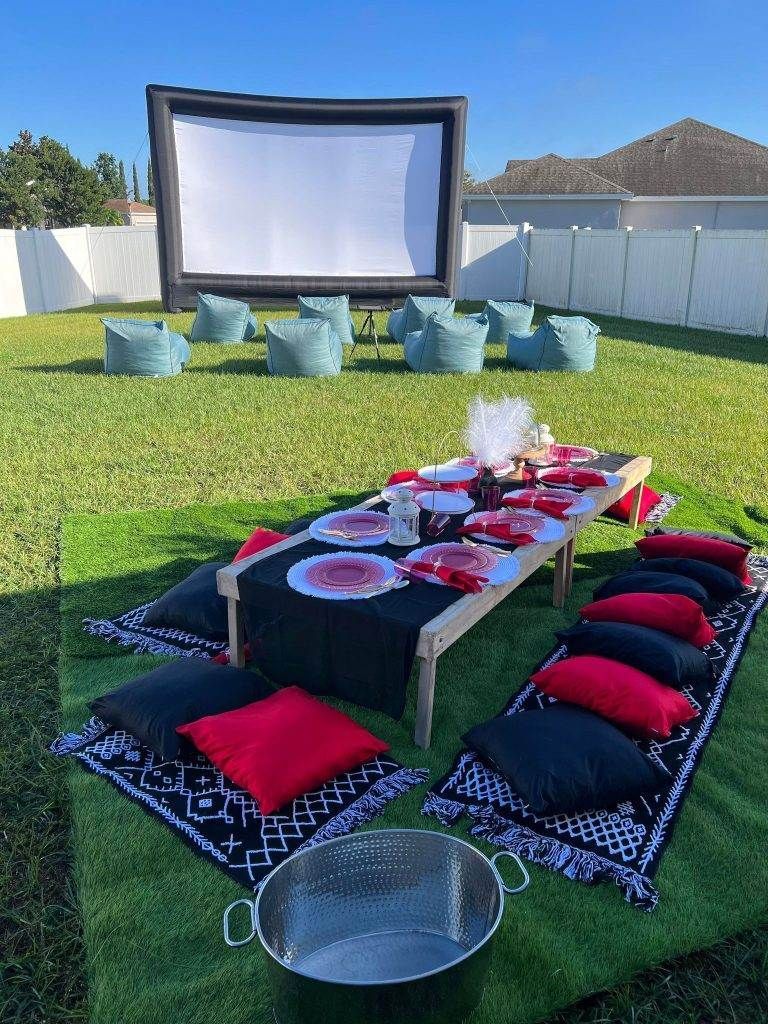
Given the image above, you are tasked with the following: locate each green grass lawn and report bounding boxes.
[1,301,767,1023]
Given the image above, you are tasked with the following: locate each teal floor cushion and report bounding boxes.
[190,293,258,343]
[387,295,456,343]
[297,295,356,346]
[467,299,534,343]
[404,311,489,373]
[507,314,599,372]
[265,318,343,378]
[102,318,190,377]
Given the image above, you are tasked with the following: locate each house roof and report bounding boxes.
[467,119,768,198]
[105,199,156,213]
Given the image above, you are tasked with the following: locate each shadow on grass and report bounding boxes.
[24,358,103,375]
[185,358,269,376]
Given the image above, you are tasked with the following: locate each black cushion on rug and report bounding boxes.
[90,660,273,760]
[463,705,666,816]
[592,570,710,608]
[556,621,712,690]
[143,562,229,641]
[628,557,746,603]
[646,525,753,551]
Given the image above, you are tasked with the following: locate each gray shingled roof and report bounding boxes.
[468,119,768,197]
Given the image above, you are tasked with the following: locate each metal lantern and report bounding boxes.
[387,487,420,546]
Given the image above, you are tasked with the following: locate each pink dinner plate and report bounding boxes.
[456,455,514,476]
[510,487,579,507]
[473,510,546,535]
[306,557,387,591]
[550,444,598,463]
[326,512,388,536]
[419,543,498,574]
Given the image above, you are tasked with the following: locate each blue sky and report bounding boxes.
[3,0,767,182]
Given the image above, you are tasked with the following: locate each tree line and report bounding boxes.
[0,130,154,229]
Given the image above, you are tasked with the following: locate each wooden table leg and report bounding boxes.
[563,536,576,597]
[227,597,246,668]
[628,480,645,530]
[414,656,437,749]
[553,544,569,608]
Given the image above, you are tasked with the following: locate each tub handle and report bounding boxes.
[491,851,530,895]
[223,898,257,947]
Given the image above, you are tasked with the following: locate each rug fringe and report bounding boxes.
[422,791,467,826]
[49,715,109,755]
[643,492,681,524]
[467,805,659,911]
[82,617,216,659]
[302,768,429,853]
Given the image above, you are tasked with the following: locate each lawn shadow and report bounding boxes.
[347,356,409,374]
[185,358,269,376]
[24,358,103,375]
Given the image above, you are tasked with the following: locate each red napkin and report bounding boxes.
[397,560,488,594]
[540,469,608,488]
[455,523,537,545]
[502,495,569,519]
[387,469,464,492]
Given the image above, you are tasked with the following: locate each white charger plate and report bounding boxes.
[463,509,566,545]
[401,543,520,587]
[287,552,398,601]
[415,490,475,514]
[418,464,477,484]
[309,510,390,547]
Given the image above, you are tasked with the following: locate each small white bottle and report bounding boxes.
[530,423,555,466]
[387,487,421,546]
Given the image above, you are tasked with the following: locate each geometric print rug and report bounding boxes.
[52,719,427,891]
[423,555,768,912]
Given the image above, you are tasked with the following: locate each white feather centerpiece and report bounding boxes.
[463,395,535,468]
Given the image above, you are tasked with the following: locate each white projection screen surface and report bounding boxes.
[173,115,443,278]
[147,87,467,308]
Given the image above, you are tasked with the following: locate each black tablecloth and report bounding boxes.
[239,453,634,720]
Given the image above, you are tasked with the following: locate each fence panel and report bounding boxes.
[524,229,572,309]
[33,227,94,311]
[622,229,695,325]
[459,224,527,300]
[0,230,43,316]
[91,226,161,303]
[569,229,626,315]
[686,230,768,334]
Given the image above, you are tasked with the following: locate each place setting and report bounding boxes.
[456,507,566,546]
[287,552,407,601]
[395,542,520,591]
[308,509,391,546]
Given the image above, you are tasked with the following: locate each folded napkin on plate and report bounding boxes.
[541,469,608,488]
[455,523,537,545]
[396,560,488,594]
[387,469,465,492]
[501,495,569,519]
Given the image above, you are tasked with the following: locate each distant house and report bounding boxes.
[463,119,768,230]
[104,200,157,226]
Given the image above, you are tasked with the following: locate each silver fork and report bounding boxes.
[346,577,410,597]
[460,537,513,558]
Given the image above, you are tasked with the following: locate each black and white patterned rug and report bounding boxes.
[52,719,427,891]
[423,555,768,911]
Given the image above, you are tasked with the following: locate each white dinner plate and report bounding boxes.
[415,489,475,514]
[418,464,478,484]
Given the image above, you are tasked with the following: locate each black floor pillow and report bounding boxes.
[463,705,665,816]
[628,557,746,603]
[646,525,752,551]
[143,562,229,640]
[556,621,712,690]
[592,570,711,609]
[90,660,273,760]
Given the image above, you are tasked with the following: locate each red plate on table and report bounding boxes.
[306,556,388,592]
[549,444,599,464]
[507,487,580,507]
[325,511,389,537]
[473,510,546,535]
[418,542,499,574]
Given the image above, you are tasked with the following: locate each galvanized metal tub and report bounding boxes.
[223,829,529,1024]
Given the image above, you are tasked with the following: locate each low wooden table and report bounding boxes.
[217,456,652,749]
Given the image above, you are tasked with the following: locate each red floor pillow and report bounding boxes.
[177,686,389,816]
[232,526,289,563]
[580,593,716,648]
[532,654,697,739]
[606,485,661,524]
[636,534,751,584]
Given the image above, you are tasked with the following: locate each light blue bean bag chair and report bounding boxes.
[265,318,343,378]
[102,318,190,377]
[466,299,534,343]
[297,295,355,346]
[507,314,599,372]
[190,292,258,343]
[387,295,455,343]
[404,312,489,374]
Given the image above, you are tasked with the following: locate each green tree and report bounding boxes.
[118,160,128,200]
[147,157,154,205]
[0,146,44,227]
[462,169,477,190]
[132,162,141,203]
[93,152,122,198]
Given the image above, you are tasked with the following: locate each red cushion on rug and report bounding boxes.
[606,485,662,524]
[531,655,697,739]
[232,526,289,563]
[636,534,752,585]
[176,686,389,816]
[579,593,716,648]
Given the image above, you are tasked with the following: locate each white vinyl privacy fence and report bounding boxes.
[2,222,768,337]
[0,225,160,318]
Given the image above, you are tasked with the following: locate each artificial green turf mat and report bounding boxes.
[59,485,768,1024]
